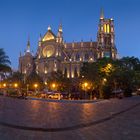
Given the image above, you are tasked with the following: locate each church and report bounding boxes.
[19,10,117,82]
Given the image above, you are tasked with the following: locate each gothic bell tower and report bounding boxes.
[97,9,117,59]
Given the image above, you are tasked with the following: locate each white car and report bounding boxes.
[48,93,63,100]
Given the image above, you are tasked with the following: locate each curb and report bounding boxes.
[27,97,102,104]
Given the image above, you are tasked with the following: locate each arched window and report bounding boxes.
[74,67,78,78]
[76,53,80,61]
[64,67,67,77]
[107,24,110,33]
[85,53,89,61]
[104,24,106,33]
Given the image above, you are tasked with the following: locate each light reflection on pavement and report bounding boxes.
[0,96,140,140]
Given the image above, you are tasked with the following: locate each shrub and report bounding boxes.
[8,90,18,96]
[124,87,132,97]
[101,85,111,99]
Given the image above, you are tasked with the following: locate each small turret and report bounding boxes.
[81,39,83,47]
[19,51,22,57]
[58,23,63,32]
[90,38,92,47]
[57,23,63,43]
[39,33,42,41]
[48,25,51,31]
[26,37,30,53]
[38,34,42,47]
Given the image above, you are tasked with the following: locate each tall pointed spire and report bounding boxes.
[38,34,42,47]
[100,8,104,19]
[39,33,42,41]
[26,36,30,52]
[57,22,63,43]
[58,23,63,32]
[20,51,22,57]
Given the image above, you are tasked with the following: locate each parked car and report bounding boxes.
[137,88,140,95]
[27,91,34,96]
[112,89,123,99]
[40,91,53,98]
[48,93,63,100]
[17,95,27,100]
[40,93,47,98]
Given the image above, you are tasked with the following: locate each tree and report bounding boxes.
[5,71,24,87]
[47,70,72,93]
[105,57,140,97]
[0,48,11,80]
[133,71,140,89]
[26,71,44,90]
[80,57,140,98]
[80,58,115,98]
[102,84,112,99]
[120,56,140,71]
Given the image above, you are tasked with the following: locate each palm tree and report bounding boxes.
[0,48,11,80]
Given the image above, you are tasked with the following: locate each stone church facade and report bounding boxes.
[19,11,117,81]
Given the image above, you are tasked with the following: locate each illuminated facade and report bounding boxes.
[19,10,117,80]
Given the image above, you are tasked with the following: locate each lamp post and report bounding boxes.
[14,83,18,88]
[69,58,72,78]
[3,83,6,88]
[84,82,88,99]
[3,83,7,96]
[51,83,57,91]
[103,78,107,85]
[34,84,38,95]
[52,83,56,89]
[26,84,29,96]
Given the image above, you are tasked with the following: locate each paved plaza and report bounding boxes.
[0,96,140,140]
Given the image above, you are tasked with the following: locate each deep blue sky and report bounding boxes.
[0,0,140,69]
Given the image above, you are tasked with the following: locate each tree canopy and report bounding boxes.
[80,57,140,98]
[0,48,11,80]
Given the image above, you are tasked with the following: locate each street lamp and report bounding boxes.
[82,75,84,78]
[3,83,6,88]
[34,84,38,88]
[84,82,88,99]
[103,78,107,85]
[14,83,18,88]
[26,84,29,96]
[2,83,7,96]
[51,83,57,91]
[34,84,38,95]
[84,82,88,88]
[44,82,47,85]
[52,83,56,88]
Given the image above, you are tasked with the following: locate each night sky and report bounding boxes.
[0,0,140,69]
